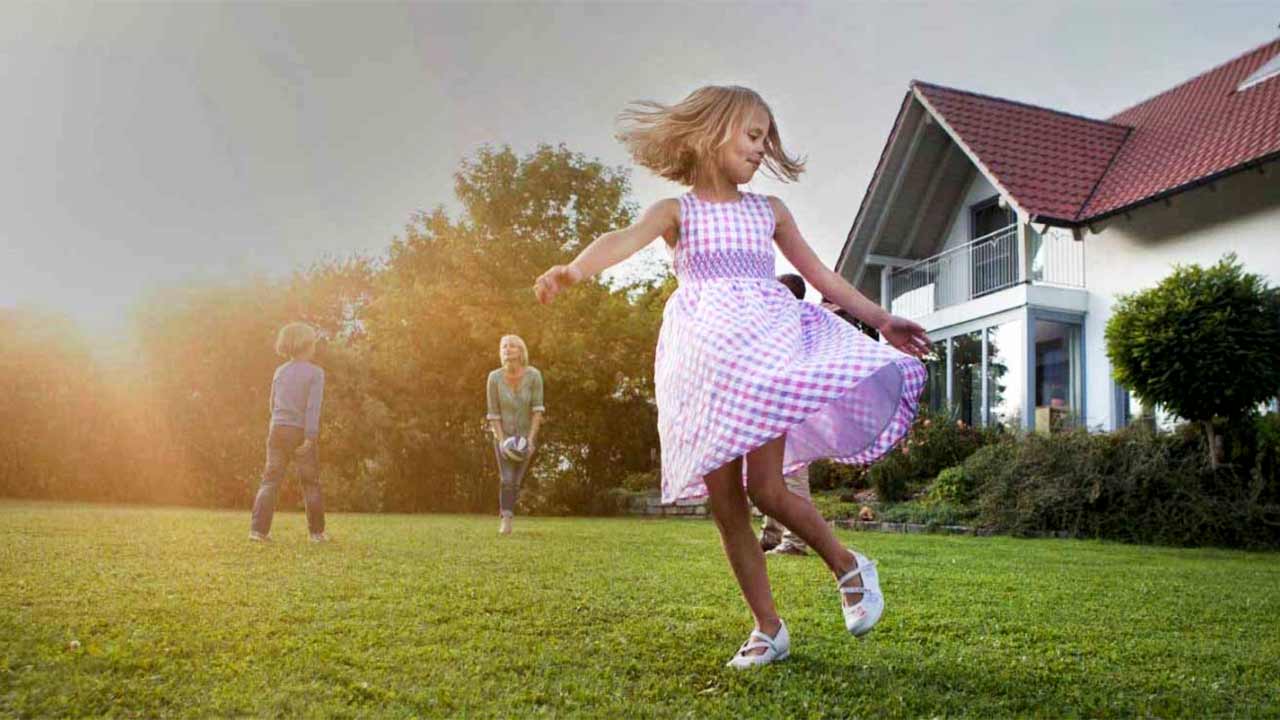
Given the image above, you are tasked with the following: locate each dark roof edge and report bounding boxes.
[911,80,1129,130]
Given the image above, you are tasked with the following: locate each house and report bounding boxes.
[835,37,1280,432]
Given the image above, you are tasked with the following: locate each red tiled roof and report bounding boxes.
[913,82,1129,222]
[912,38,1280,224]
[1082,39,1280,219]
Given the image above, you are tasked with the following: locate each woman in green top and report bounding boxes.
[486,334,545,535]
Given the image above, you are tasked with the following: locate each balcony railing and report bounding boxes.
[1029,227,1085,288]
[888,224,1083,320]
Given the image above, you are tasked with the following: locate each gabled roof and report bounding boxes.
[912,82,1130,224]
[897,37,1280,226]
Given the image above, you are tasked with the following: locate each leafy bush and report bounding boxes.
[867,411,998,502]
[965,424,1280,548]
[1254,412,1280,506]
[809,490,863,521]
[877,499,975,527]
[809,460,867,492]
[930,465,974,504]
[868,449,914,502]
[621,470,660,493]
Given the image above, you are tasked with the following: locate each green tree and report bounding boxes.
[1106,254,1280,465]
[131,257,378,507]
[1,144,667,515]
[0,308,101,499]
[363,143,663,513]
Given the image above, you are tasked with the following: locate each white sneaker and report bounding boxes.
[838,552,884,637]
[309,532,330,543]
[498,515,512,535]
[248,531,270,542]
[726,620,790,669]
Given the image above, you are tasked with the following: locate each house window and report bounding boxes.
[969,197,1017,297]
[925,318,1023,429]
[1121,389,1179,432]
[1238,52,1280,92]
[952,330,984,427]
[1034,319,1081,432]
[986,320,1024,429]
[1112,380,1132,429]
[919,339,948,415]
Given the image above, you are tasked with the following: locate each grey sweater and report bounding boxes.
[269,360,325,439]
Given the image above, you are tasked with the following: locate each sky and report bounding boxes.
[2,1,1277,337]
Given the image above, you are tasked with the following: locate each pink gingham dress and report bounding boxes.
[655,191,927,502]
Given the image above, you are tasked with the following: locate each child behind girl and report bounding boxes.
[759,273,814,557]
[534,86,929,667]
[249,322,328,543]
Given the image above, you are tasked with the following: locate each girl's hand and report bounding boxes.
[533,200,677,305]
[534,264,582,305]
[878,316,932,359]
[296,439,315,457]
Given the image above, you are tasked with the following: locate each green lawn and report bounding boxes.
[2,502,1278,718]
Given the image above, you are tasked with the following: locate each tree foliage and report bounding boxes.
[0,144,666,514]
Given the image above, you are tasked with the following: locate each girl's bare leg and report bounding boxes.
[704,456,781,653]
[745,436,865,603]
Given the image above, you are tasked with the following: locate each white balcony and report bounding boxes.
[887,224,1084,320]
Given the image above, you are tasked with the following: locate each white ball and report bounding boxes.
[501,436,529,462]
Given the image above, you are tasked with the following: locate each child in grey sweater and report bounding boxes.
[249,322,327,542]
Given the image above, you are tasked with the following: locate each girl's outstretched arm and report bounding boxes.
[534,199,679,304]
[769,196,931,359]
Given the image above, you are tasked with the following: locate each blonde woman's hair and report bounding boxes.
[275,322,318,359]
[616,85,805,186]
[499,334,529,367]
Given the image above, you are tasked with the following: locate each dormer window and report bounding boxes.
[1237,51,1280,92]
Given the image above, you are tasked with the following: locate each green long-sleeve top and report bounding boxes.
[486,366,545,438]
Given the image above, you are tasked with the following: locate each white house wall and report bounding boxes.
[1082,166,1280,429]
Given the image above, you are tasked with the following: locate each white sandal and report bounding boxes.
[838,552,884,637]
[725,619,790,669]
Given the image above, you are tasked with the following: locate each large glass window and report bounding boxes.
[919,339,947,415]
[986,320,1024,429]
[925,320,1024,429]
[1034,319,1081,432]
[951,330,983,427]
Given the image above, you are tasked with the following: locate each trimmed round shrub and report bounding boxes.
[1106,254,1280,463]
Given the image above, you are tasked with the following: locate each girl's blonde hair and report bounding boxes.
[275,322,318,359]
[616,85,805,186]
[499,334,529,366]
